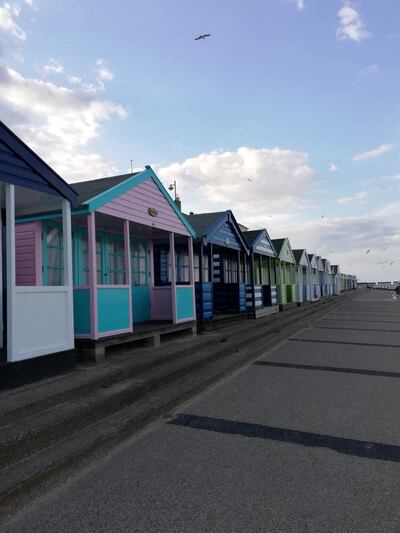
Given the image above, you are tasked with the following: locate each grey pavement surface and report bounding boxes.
[4,290,400,533]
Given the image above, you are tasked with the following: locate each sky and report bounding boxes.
[0,0,399,282]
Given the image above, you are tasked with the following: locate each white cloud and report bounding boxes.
[293,0,305,10]
[338,191,369,205]
[24,0,33,5]
[0,62,128,180]
[351,64,378,85]
[158,147,317,217]
[96,58,114,82]
[0,2,26,41]
[353,144,394,162]
[329,163,339,172]
[337,4,369,43]
[43,58,64,75]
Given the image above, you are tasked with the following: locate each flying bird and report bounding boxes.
[194,34,211,40]
[380,248,388,251]
[247,178,253,182]
[365,250,370,255]
[390,261,395,265]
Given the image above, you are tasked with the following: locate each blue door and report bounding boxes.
[131,238,151,323]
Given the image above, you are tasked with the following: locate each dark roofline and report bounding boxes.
[0,120,78,206]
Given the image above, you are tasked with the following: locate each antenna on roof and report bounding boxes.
[130,160,133,173]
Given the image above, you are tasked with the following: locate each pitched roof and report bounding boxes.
[184,212,226,237]
[72,172,141,205]
[293,249,306,263]
[271,238,286,255]
[243,229,262,247]
[0,120,78,205]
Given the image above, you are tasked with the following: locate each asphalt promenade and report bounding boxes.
[4,289,400,532]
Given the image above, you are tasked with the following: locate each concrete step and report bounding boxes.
[0,298,354,514]
[0,294,352,520]
[0,294,340,429]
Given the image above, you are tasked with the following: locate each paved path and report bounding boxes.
[5,290,400,532]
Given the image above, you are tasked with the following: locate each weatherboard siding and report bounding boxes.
[210,220,242,249]
[97,177,190,236]
[15,222,39,286]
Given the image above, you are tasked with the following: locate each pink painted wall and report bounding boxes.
[97,177,191,237]
[15,222,41,286]
[151,287,173,320]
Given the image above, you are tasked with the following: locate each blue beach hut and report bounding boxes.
[243,229,279,317]
[185,211,250,325]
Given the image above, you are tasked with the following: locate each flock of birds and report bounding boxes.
[364,248,395,266]
[195,33,396,270]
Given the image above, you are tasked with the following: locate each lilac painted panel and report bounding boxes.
[98,177,190,236]
[15,222,38,286]
[151,287,172,320]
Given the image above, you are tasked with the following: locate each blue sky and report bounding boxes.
[1,0,399,280]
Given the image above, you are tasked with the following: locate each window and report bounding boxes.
[72,228,89,286]
[270,261,276,285]
[224,255,238,283]
[107,237,125,285]
[45,224,63,286]
[176,249,190,284]
[131,240,148,286]
[194,253,210,283]
[254,256,261,285]
[262,257,270,285]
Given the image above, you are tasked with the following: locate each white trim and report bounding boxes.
[6,184,16,361]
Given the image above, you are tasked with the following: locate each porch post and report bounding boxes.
[259,254,263,285]
[62,199,74,347]
[169,232,177,323]
[188,236,196,320]
[6,184,16,361]
[124,220,133,332]
[88,212,99,339]
[198,242,204,321]
[249,252,256,311]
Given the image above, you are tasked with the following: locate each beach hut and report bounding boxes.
[0,121,78,389]
[331,265,341,295]
[15,166,197,358]
[322,259,333,297]
[271,238,297,310]
[243,229,279,317]
[293,249,311,304]
[308,254,321,301]
[315,255,326,298]
[185,211,250,326]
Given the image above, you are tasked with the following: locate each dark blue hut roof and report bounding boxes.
[0,121,78,206]
[185,210,249,253]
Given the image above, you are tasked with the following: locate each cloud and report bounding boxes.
[293,0,305,10]
[337,4,369,43]
[96,58,114,82]
[0,62,128,180]
[0,2,26,42]
[338,191,369,205]
[24,0,33,5]
[351,64,378,85]
[353,144,394,162]
[158,147,317,216]
[329,163,339,172]
[43,58,64,75]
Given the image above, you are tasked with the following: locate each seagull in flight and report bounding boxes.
[365,249,370,255]
[194,34,211,40]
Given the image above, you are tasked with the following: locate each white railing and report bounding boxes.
[10,286,74,362]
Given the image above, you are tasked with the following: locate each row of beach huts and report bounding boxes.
[0,121,357,389]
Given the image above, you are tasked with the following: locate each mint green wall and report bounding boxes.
[73,289,91,335]
[97,288,130,333]
[176,287,194,321]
